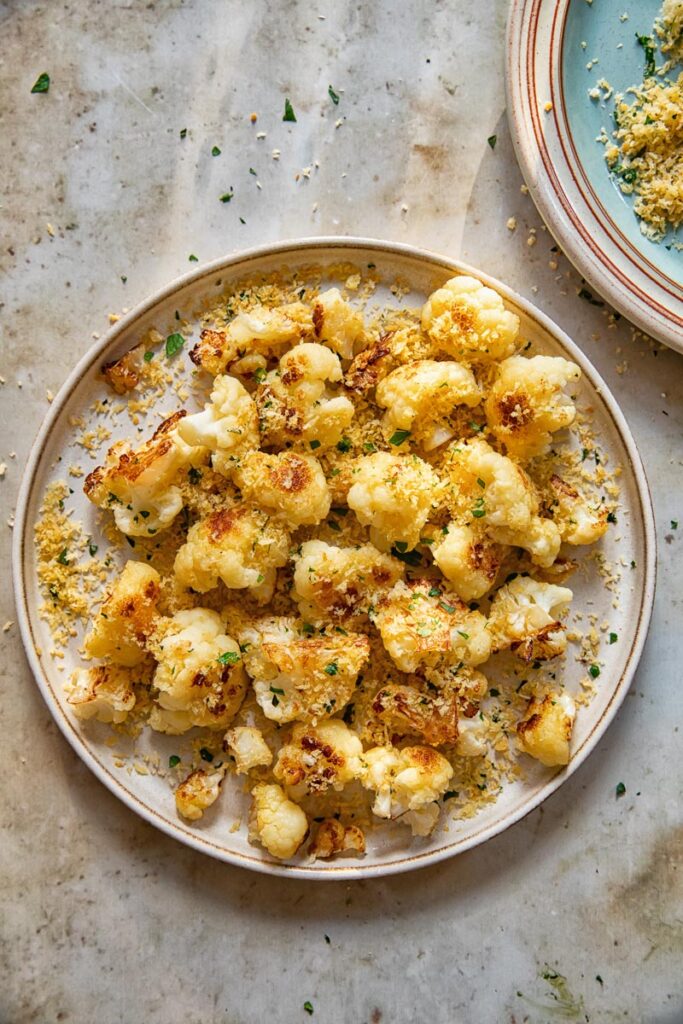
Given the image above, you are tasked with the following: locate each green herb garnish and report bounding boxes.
[31,72,50,94]
[57,548,69,566]
[283,98,297,122]
[589,664,601,679]
[211,145,221,156]
[389,429,411,446]
[199,747,214,762]
[217,651,240,666]
[165,332,185,358]
[487,134,497,149]
[324,662,338,676]
[169,755,181,768]
[328,85,340,105]
[616,781,626,797]
[220,190,234,203]
[336,437,352,452]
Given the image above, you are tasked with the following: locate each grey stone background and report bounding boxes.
[0,1,681,1022]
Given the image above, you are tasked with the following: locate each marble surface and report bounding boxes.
[1,1,681,1021]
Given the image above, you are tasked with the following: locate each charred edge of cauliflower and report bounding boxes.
[371,683,460,746]
[431,523,502,603]
[175,767,226,821]
[273,719,363,796]
[308,819,366,860]
[517,693,576,767]
[292,539,404,624]
[67,665,136,724]
[484,355,581,459]
[234,451,331,528]
[189,303,314,376]
[101,341,148,394]
[489,576,573,662]
[249,782,309,860]
[344,332,395,393]
[84,560,161,666]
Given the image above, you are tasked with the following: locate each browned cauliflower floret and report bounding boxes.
[239,617,370,723]
[174,505,290,603]
[189,303,313,376]
[175,767,226,821]
[361,745,454,835]
[273,719,363,797]
[308,819,366,860]
[66,665,136,724]
[421,276,520,363]
[292,539,404,626]
[442,438,561,567]
[431,523,503,602]
[177,374,259,474]
[312,287,365,360]
[346,451,439,550]
[249,782,308,859]
[517,693,576,767]
[375,360,481,451]
[102,341,147,394]
[485,355,581,459]
[234,451,331,527]
[547,474,609,546]
[84,412,206,536]
[225,726,273,774]
[148,608,247,733]
[256,342,354,451]
[489,576,573,662]
[371,683,460,745]
[343,333,395,393]
[84,560,161,666]
[373,579,492,673]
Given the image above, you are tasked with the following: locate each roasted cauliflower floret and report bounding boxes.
[84,560,161,666]
[274,719,363,797]
[225,726,273,774]
[175,767,226,821]
[292,540,404,626]
[421,276,520,363]
[347,452,438,549]
[102,341,147,394]
[517,693,576,767]
[455,716,489,757]
[485,355,581,459]
[249,782,308,859]
[431,523,503,602]
[149,608,247,733]
[443,438,561,567]
[256,342,354,451]
[344,333,395,393]
[84,412,205,536]
[234,451,331,528]
[375,360,481,451]
[177,374,259,474]
[189,303,313,376]
[308,819,366,860]
[361,745,454,835]
[374,579,491,674]
[371,683,460,745]
[548,474,609,546]
[66,665,136,724]
[489,576,573,662]
[312,287,365,360]
[239,617,369,723]
[174,505,290,602]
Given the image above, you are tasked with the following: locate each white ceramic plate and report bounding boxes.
[13,238,656,879]
[506,0,683,353]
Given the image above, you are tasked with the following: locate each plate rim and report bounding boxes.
[12,235,657,880]
[505,0,683,354]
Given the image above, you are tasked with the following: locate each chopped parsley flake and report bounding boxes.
[165,332,185,358]
[616,781,626,798]
[328,85,340,105]
[589,664,601,679]
[309,439,321,450]
[487,134,497,149]
[179,128,187,139]
[438,600,456,614]
[303,1003,314,1016]
[143,350,154,362]
[609,632,618,644]
[56,548,69,566]
[220,190,234,203]
[217,651,240,665]
[428,586,441,597]
[362,442,377,453]
[88,541,98,557]
[607,511,617,524]
[389,429,411,446]
[270,686,285,695]
[324,662,338,676]
[672,520,679,530]
[31,72,50,94]
[336,437,352,452]
[211,145,221,156]
[188,254,198,262]
[169,755,181,768]
[283,98,297,122]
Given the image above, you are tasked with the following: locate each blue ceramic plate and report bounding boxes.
[507,0,683,352]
